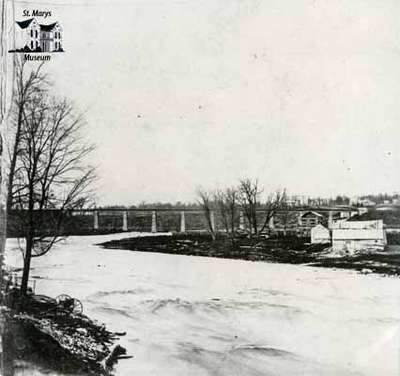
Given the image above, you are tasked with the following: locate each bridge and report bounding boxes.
[25,206,359,234]
[7,206,361,235]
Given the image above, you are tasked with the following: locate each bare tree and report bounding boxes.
[196,188,216,241]
[7,58,47,213]
[259,189,287,233]
[279,197,290,236]
[238,178,262,236]
[10,92,96,296]
[214,187,238,237]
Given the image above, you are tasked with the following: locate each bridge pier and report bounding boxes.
[93,211,99,230]
[239,211,245,230]
[269,215,275,230]
[328,211,333,229]
[151,211,157,233]
[298,211,303,226]
[210,211,216,232]
[180,211,186,233]
[122,211,128,231]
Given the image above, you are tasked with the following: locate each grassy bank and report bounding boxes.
[99,233,400,277]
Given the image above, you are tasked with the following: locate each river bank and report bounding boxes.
[99,233,400,276]
[2,286,128,375]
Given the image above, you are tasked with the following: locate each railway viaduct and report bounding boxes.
[58,206,362,234]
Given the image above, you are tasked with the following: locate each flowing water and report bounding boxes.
[5,233,400,376]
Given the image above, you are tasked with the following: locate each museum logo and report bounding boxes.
[9,9,63,61]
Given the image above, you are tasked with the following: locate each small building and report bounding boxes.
[359,199,376,207]
[332,220,386,253]
[311,224,330,244]
[300,211,323,228]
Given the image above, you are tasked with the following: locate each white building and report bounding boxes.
[332,220,386,253]
[15,18,41,51]
[14,18,63,52]
[311,224,330,244]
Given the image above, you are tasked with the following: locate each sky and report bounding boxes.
[10,0,400,205]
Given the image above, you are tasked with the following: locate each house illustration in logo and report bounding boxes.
[12,18,63,52]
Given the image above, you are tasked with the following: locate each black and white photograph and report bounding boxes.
[1,0,400,375]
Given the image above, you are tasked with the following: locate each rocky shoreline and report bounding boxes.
[2,290,129,375]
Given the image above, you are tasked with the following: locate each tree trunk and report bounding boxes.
[21,174,35,296]
[253,210,258,236]
[20,235,32,296]
[6,117,22,212]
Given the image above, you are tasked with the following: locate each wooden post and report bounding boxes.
[93,210,99,230]
[151,210,157,233]
[122,211,128,231]
[180,211,186,233]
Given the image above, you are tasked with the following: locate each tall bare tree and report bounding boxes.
[214,187,238,237]
[196,188,216,241]
[238,178,262,236]
[259,189,287,233]
[7,58,47,213]
[10,92,96,296]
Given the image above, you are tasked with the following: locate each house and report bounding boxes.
[14,18,63,52]
[40,22,63,52]
[359,199,376,207]
[311,224,330,244]
[332,220,386,253]
[300,211,323,228]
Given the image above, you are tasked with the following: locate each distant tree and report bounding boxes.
[259,189,287,233]
[196,188,216,241]
[214,187,238,237]
[10,92,96,296]
[335,195,342,205]
[238,178,262,236]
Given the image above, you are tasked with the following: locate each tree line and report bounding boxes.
[196,179,287,240]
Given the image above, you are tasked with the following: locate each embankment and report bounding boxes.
[99,233,400,276]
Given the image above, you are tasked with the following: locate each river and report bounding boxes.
[5,233,400,376]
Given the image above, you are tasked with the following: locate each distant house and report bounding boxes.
[311,224,330,244]
[332,220,386,253]
[14,18,63,52]
[300,211,323,228]
[359,199,376,207]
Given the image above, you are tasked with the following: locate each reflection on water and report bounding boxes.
[5,233,400,376]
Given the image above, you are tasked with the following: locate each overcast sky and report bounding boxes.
[14,0,400,205]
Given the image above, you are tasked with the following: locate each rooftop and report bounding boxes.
[16,18,34,29]
[40,22,58,32]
